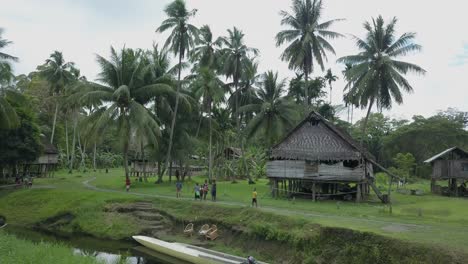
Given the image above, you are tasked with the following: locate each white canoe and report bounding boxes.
[133,235,261,264]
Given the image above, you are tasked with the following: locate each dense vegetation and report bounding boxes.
[0,0,466,184]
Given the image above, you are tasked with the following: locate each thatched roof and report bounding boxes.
[424,147,468,163]
[270,111,375,161]
[43,141,58,155]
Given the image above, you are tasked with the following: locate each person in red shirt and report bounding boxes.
[125,177,131,192]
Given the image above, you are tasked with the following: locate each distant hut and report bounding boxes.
[221,147,242,160]
[267,111,389,202]
[24,141,59,177]
[424,147,468,196]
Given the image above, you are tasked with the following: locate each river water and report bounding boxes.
[4,226,190,264]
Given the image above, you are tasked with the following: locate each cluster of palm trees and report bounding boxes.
[0,0,425,183]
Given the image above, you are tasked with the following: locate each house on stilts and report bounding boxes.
[267,111,389,203]
[424,147,468,196]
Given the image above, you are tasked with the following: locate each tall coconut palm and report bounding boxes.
[80,47,170,181]
[191,67,224,181]
[276,0,342,113]
[239,71,299,146]
[39,51,76,144]
[191,25,219,69]
[156,0,199,182]
[338,16,425,142]
[0,29,19,129]
[324,68,338,103]
[219,27,259,119]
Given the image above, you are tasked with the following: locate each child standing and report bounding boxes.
[194,183,201,200]
[252,188,258,207]
[125,177,131,192]
[176,180,182,198]
[202,180,209,200]
[211,180,217,201]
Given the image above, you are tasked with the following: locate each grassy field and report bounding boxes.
[0,231,100,264]
[2,168,468,263]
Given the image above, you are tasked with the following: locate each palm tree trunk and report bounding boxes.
[93,142,97,172]
[195,110,203,138]
[208,102,212,182]
[50,102,59,144]
[329,84,332,104]
[65,118,70,168]
[360,99,375,147]
[160,54,183,183]
[124,138,130,181]
[141,141,147,182]
[304,70,309,115]
[69,111,77,173]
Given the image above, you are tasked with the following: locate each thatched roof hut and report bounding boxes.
[267,111,384,202]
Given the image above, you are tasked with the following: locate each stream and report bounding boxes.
[4,226,190,264]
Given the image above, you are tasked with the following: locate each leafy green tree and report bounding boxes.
[191,67,225,181]
[338,16,425,143]
[156,0,199,182]
[324,68,338,103]
[0,28,19,129]
[0,91,42,175]
[392,152,416,178]
[240,71,299,146]
[38,51,77,144]
[276,0,342,112]
[80,47,169,181]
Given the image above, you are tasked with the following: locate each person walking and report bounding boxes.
[252,188,258,208]
[125,177,131,192]
[176,180,182,198]
[211,180,217,202]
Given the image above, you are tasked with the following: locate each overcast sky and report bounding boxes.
[1,0,467,121]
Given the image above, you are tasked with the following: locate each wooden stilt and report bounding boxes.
[312,182,316,202]
[356,183,361,203]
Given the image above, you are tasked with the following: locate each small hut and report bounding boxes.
[424,147,468,196]
[267,111,387,202]
[24,141,59,177]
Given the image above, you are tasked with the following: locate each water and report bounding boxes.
[4,226,190,264]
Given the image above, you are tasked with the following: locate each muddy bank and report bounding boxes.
[31,201,468,264]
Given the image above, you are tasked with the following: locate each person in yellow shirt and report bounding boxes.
[252,188,258,208]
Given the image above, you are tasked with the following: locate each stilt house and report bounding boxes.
[424,147,468,196]
[24,141,59,177]
[267,111,385,202]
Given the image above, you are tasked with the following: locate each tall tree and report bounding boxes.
[156,0,199,182]
[239,71,299,146]
[276,0,342,113]
[80,47,169,181]
[0,28,19,129]
[324,68,338,103]
[38,51,76,144]
[338,16,425,143]
[191,67,224,181]
[218,27,258,182]
[191,25,219,69]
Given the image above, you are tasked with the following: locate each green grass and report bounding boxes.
[0,231,100,264]
[2,168,468,262]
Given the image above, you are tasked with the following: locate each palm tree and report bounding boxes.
[276,0,342,113]
[191,25,219,69]
[218,28,258,182]
[156,0,199,182]
[0,28,19,129]
[239,71,299,146]
[219,27,259,120]
[80,47,170,181]
[191,67,224,181]
[324,68,338,103]
[39,51,76,144]
[338,16,425,141]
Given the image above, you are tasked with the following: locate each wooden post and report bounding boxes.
[312,182,316,202]
[275,179,279,198]
[356,183,361,203]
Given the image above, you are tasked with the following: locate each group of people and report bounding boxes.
[192,180,217,201]
[15,175,33,188]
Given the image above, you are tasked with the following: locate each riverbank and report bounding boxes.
[0,231,99,264]
[1,171,468,263]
